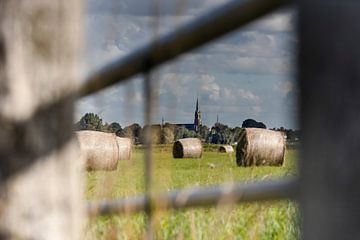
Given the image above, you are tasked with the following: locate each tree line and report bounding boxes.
[74,113,300,145]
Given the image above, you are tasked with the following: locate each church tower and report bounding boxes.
[194,97,202,132]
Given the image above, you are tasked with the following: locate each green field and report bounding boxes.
[85,146,299,239]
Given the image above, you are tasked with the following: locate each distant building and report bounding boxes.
[175,98,202,132]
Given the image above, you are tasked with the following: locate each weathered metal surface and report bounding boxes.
[0,1,83,239]
[299,1,360,239]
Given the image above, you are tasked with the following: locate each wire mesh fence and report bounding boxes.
[3,0,359,239]
[81,0,294,238]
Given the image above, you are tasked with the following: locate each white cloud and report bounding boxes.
[159,73,194,98]
[198,75,261,104]
[207,31,276,57]
[87,0,232,17]
[238,89,261,103]
[81,1,297,128]
[199,75,220,101]
[251,106,263,114]
[273,80,294,96]
[85,2,295,76]
[158,72,261,104]
[247,11,294,33]
[223,56,292,75]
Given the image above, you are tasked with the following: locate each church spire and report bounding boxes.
[195,97,199,112]
[194,97,201,132]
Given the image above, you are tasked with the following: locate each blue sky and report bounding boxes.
[77,0,298,129]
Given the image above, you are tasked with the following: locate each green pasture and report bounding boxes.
[85,145,299,240]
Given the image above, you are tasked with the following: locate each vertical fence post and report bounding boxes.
[143,72,154,239]
[0,1,83,239]
[299,1,360,239]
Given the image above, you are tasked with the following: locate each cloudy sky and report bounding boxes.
[76,0,298,129]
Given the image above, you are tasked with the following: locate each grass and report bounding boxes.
[84,146,299,240]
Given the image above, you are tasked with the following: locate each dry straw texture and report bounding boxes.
[236,128,285,167]
[76,131,119,171]
[116,137,132,160]
[173,138,203,158]
[219,145,234,153]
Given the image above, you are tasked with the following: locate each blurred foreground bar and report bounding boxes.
[299,0,360,239]
[87,178,297,216]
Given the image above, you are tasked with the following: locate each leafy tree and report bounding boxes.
[161,127,174,144]
[208,122,233,144]
[183,128,197,138]
[174,126,186,141]
[119,123,143,144]
[209,132,221,144]
[173,126,198,140]
[231,127,243,143]
[130,123,142,140]
[272,127,300,142]
[199,125,210,141]
[161,123,175,144]
[142,125,162,144]
[119,126,133,139]
[107,122,122,135]
[75,113,105,131]
[242,119,266,129]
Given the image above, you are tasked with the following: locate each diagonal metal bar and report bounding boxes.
[87,178,298,217]
[79,0,291,97]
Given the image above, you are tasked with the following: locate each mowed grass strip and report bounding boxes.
[85,146,299,240]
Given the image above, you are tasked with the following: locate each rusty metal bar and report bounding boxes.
[87,178,298,217]
[79,0,291,97]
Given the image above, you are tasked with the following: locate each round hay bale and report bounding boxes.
[173,138,202,158]
[219,145,234,153]
[236,128,285,167]
[116,137,132,160]
[76,130,119,171]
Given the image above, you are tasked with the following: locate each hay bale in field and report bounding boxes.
[173,138,202,158]
[236,128,285,167]
[219,145,234,153]
[116,137,132,160]
[76,130,119,171]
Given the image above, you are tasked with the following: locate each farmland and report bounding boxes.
[85,145,299,239]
